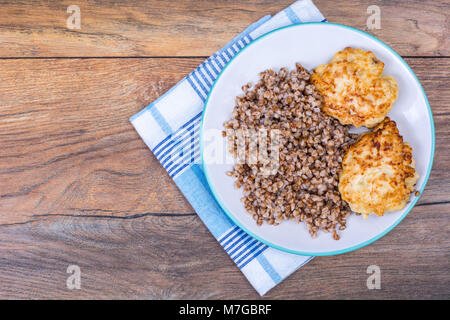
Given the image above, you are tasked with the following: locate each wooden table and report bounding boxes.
[0,0,448,299]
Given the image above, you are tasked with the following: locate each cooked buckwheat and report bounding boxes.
[223,63,358,239]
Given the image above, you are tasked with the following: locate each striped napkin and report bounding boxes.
[131,0,326,296]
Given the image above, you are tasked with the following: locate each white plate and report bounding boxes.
[200,23,435,256]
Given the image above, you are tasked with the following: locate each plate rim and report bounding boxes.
[199,22,436,256]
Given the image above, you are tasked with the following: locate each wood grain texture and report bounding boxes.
[0,0,448,57]
[0,58,197,225]
[0,0,449,300]
[0,58,448,226]
[0,203,448,299]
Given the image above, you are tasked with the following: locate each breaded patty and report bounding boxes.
[338,118,419,217]
[311,47,398,128]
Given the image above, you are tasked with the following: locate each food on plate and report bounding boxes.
[338,117,419,217]
[223,64,358,240]
[310,47,398,128]
[222,47,416,239]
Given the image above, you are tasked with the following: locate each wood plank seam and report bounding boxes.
[0,200,447,228]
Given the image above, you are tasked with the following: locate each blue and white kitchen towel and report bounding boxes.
[131,0,325,295]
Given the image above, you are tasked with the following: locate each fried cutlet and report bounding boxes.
[311,47,398,128]
[338,118,419,217]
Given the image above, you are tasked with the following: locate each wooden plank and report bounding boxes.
[0,58,199,225]
[0,0,448,57]
[0,203,448,299]
[0,58,448,225]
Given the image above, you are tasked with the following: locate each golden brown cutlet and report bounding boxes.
[311,47,398,128]
[338,117,419,217]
